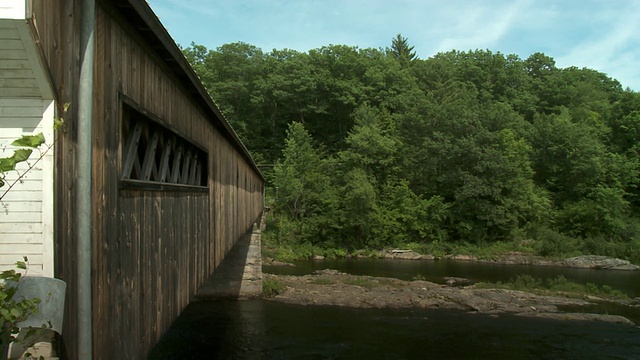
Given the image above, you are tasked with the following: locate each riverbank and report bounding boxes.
[377,251,640,271]
[266,251,640,271]
[264,270,640,326]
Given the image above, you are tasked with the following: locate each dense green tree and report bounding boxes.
[332,105,449,247]
[340,106,399,180]
[335,106,401,247]
[182,42,216,94]
[419,100,545,241]
[273,122,330,220]
[272,122,338,245]
[524,52,571,115]
[183,40,640,259]
[529,110,639,240]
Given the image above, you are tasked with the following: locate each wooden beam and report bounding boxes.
[169,144,183,184]
[121,122,143,179]
[141,128,160,181]
[179,150,192,184]
[188,153,198,185]
[157,136,173,182]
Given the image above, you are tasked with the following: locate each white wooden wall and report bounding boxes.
[1,4,55,276]
[0,99,54,276]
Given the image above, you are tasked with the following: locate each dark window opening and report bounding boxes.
[121,106,208,188]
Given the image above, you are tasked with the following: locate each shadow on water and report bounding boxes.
[149,299,640,360]
[147,300,266,360]
[150,259,640,359]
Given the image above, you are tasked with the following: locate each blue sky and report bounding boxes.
[147,0,639,91]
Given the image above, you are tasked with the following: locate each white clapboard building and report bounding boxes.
[0,0,55,276]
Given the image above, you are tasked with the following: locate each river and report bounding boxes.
[149,259,640,359]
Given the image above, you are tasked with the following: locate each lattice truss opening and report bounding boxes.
[122,111,208,187]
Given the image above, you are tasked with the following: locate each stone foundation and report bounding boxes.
[196,215,264,300]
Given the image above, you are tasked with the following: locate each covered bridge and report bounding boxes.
[0,0,264,358]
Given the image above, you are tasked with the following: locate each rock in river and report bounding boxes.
[561,255,639,271]
[263,272,636,326]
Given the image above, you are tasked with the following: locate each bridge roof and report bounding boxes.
[110,0,264,181]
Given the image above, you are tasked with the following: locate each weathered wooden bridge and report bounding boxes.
[0,0,263,358]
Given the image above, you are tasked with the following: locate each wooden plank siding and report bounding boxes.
[29,0,264,358]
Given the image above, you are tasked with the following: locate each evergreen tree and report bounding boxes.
[389,34,417,66]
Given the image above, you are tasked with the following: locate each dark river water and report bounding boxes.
[149,259,640,359]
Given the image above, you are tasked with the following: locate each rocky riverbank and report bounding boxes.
[378,251,640,271]
[264,270,639,326]
[267,252,640,271]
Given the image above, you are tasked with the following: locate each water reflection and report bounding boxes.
[150,299,640,359]
[150,259,640,359]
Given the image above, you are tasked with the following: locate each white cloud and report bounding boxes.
[402,0,534,56]
[158,0,223,18]
[147,0,640,89]
[555,2,640,89]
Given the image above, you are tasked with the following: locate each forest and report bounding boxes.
[182,35,640,262]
